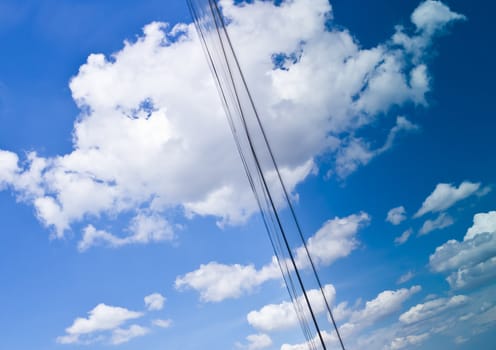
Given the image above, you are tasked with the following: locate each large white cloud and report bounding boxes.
[176,212,369,302]
[429,211,496,289]
[0,0,465,243]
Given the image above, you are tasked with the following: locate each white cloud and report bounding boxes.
[246,333,273,350]
[397,271,414,284]
[0,150,19,189]
[152,319,172,328]
[418,212,454,235]
[466,211,496,240]
[346,286,421,328]
[411,0,466,35]
[111,324,149,345]
[334,117,418,178]
[394,228,413,245]
[247,284,335,332]
[386,206,407,225]
[295,212,370,268]
[144,293,166,311]
[176,213,368,302]
[56,303,143,344]
[414,181,481,217]
[0,0,464,243]
[399,295,469,324]
[78,211,174,251]
[389,333,430,350]
[175,260,280,302]
[429,211,496,289]
[280,286,421,350]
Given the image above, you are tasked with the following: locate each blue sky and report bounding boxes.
[0,0,495,349]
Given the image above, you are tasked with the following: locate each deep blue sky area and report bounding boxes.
[0,1,494,350]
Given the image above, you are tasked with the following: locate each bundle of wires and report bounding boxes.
[186,1,346,349]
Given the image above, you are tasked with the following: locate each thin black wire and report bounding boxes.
[208,1,346,349]
[186,4,316,345]
[209,0,345,350]
[187,1,346,349]
[203,2,325,349]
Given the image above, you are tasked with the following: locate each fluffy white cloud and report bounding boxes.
[0,0,464,243]
[57,303,143,344]
[175,260,280,302]
[429,211,496,289]
[414,181,481,217]
[346,286,421,328]
[386,206,407,225]
[78,211,174,251]
[144,293,166,311]
[399,295,468,324]
[247,284,335,332]
[246,333,273,350]
[418,212,454,235]
[411,0,466,34]
[111,324,149,345]
[176,213,368,302]
[0,150,19,188]
[295,212,370,268]
[466,211,496,240]
[394,228,413,245]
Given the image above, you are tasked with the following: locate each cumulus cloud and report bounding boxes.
[176,213,368,302]
[244,333,273,350]
[414,181,481,217]
[56,303,143,344]
[294,212,370,268]
[411,0,466,34]
[0,150,19,189]
[144,293,166,311]
[247,284,335,332]
[0,0,464,244]
[418,212,454,235]
[429,211,496,289]
[386,206,407,225]
[175,260,280,302]
[78,211,174,251]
